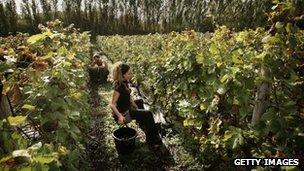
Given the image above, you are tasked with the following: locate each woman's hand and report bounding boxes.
[118,115,125,124]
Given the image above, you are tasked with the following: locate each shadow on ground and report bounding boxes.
[115,140,175,170]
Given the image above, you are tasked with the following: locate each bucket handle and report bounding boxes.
[120,124,129,128]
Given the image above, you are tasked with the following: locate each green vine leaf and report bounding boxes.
[34,155,57,164]
[22,104,36,111]
[7,116,27,126]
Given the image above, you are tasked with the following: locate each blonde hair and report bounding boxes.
[113,62,123,85]
[113,62,130,85]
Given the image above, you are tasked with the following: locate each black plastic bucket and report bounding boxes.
[112,127,137,155]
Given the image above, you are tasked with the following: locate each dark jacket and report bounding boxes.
[88,65,109,84]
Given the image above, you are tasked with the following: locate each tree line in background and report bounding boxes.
[0,0,295,37]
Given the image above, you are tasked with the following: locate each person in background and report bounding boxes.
[88,53,109,84]
[88,53,109,108]
[109,63,162,148]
